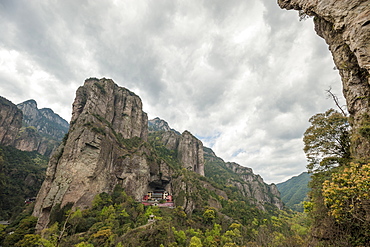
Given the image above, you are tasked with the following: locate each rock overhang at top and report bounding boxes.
[278,0,370,159]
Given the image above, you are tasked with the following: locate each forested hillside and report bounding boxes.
[0,133,308,246]
[277,172,310,212]
[0,144,48,220]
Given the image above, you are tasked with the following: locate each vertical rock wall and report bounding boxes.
[177,131,205,176]
[278,0,370,159]
[32,78,156,230]
[0,97,22,146]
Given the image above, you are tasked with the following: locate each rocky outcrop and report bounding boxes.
[32,78,163,230]
[225,162,283,210]
[178,131,205,176]
[0,97,22,146]
[149,117,180,134]
[149,117,171,132]
[204,147,284,210]
[14,127,60,157]
[152,126,205,176]
[17,100,69,140]
[278,0,370,159]
[12,99,69,156]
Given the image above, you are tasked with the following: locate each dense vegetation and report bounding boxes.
[303,109,370,246]
[277,172,310,212]
[7,107,367,246]
[0,144,48,220]
[0,186,308,246]
[0,133,309,246]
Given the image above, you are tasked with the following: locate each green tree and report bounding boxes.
[202,208,216,224]
[189,236,203,247]
[303,108,350,173]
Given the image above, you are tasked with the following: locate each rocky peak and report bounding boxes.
[148,117,205,176]
[152,127,205,176]
[14,99,69,156]
[33,78,156,230]
[223,161,283,210]
[149,117,171,132]
[178,131,205,176]
[148,117,181,134]
[278,0,370,159]
[71,78,148,141]
[0,96,22,146]
[17,99,69,140]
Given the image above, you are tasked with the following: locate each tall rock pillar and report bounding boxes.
[32,78,151,230]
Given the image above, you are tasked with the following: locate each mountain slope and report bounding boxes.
[0,78,306,247]
[0,144,48,220]
[277,172,310,211]
[148,119,283,210]
[16,100,69,156]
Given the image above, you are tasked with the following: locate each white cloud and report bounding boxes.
[0,0,343,183]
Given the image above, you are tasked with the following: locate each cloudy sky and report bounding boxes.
[0,0,343,184]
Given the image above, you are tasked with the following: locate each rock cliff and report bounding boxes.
[33,78,166,230]
[278,0,370,159]
[149,117,180,134]
[33,79,284,230]
[178,131,205,176]
[0,97,22,146]
[225,162,283,210]
[204,147,284,210]
[12,99,69,156]
[149,120,205,176]
[17,100,69,140]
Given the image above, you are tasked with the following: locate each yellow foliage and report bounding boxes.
[322,162,370,222]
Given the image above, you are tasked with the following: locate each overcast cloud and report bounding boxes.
[0,0,343,184]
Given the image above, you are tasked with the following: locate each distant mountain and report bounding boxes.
[148,117,283,210]
[276,172,311,212]
[15,99,69,156]
[203,147,283,210]
[148,117,180,134]
[17,99,69,140]
[0,96,69,156]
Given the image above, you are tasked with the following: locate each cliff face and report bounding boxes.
[225,162,283,209]
[278,0,370,159]
[13,100,69,156]
[14,127,59,157]
[151,127,205,176]
[0,97,22,146]
[32,78,158,230]
[178,131,205,176]
[149,117,181,134]
[204,147,284,210]
[17,100,69,140]
[0,97,67,156]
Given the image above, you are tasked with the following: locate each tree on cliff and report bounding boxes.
[303,108,351,173]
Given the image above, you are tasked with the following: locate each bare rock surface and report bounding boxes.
[17,99,69,140]
[33,78,157,230]
[0,97,22,146]
[278,0,370,158]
